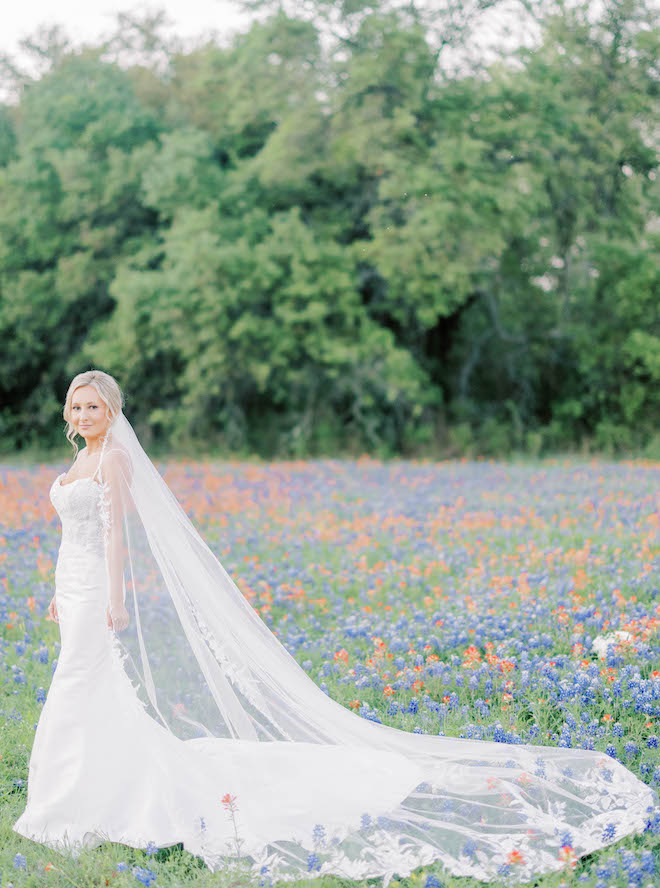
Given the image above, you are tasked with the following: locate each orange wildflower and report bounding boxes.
[559,845,577,867]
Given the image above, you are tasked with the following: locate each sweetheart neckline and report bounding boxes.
[57,472,101,489]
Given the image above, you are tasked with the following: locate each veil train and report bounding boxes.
[95,410,656,883]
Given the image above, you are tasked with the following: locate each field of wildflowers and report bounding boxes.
[1,456,659,888]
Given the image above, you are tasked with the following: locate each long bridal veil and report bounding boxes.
[96,410,656,883]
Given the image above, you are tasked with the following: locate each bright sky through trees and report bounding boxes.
[2,1,252,66]
[2,0,538,78]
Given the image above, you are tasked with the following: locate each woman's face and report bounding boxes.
[70,385,111,445]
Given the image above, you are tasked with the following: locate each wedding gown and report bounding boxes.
[13,458,657,885]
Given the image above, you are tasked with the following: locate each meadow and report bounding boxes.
[1,456,659,888]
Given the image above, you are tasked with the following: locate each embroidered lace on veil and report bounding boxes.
[93,410,656,883]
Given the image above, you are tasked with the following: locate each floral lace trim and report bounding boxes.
[186,599,265,713]
[107,629,151,719]
[98,478,111,552]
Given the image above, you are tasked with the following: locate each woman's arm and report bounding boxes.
[101,447,132,631]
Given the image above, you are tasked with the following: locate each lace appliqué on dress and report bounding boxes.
[107,629,151,719]
[98,478,111,554]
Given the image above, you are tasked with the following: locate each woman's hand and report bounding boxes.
[106,602,129,633]
[47,595,59,623]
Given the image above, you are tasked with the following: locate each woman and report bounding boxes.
[13,369,657,885]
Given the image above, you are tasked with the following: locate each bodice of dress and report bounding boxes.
[50,474,108,559]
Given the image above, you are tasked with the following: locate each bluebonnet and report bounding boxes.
[145,841,158,856]
[312,823,326,847]
[424,876,444,888]
[306,852,321,872]
[11,666,26,685]
[559,830,573,847]
[132,866,156,886]
[647,735,658,748]
[644,810,660,835]
[36,687,46,704]
[116,862,129,871]
[601,822,616,842]
[624,740,640,758]
[558,726,572,748]
[13,853,26,870]
[640,848,655,874]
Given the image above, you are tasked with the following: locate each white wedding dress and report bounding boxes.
[13,469,424,869]
[13,461,657,885]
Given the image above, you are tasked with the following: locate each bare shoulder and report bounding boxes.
[104,444,133,480]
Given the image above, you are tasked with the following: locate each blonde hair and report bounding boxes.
[63,369,124,459]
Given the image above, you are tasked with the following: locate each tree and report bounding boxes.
[0,54,161,449]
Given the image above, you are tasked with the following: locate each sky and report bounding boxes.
[3,0,536,64]
[2,0,254,62]
[0,0,541,100]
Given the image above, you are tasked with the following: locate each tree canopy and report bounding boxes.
[0,0,658,457]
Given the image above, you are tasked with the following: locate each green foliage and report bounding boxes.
[0,106,17,166]
[0,0,658,457]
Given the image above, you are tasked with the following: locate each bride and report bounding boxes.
[13,369,657,884]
